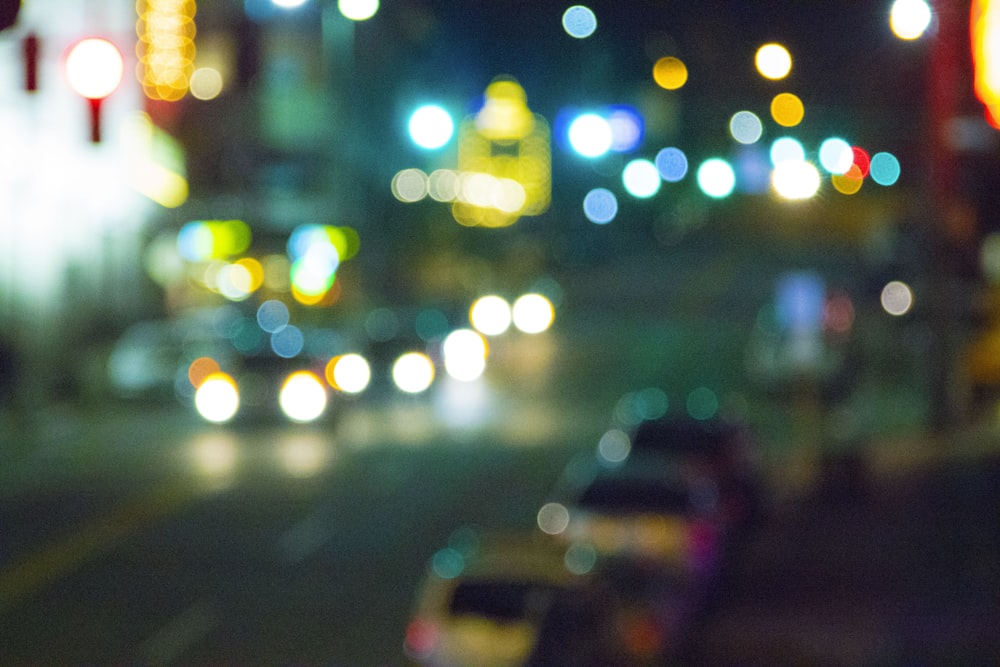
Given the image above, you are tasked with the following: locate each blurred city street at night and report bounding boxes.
[3,0,1000,663]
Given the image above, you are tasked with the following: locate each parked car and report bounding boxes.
[548,456,725,582]
[526,555,703,666]
[404,531,612,667]
[627,416,764,529]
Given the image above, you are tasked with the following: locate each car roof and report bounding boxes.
[630,417,743,453]
[574,475,693,514]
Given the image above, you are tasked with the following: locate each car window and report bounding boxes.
[449,579,558,622]
[577,478,690,513]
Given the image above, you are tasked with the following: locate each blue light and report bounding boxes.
[562,5,597,39]
[655,147,688,182]
[271,324,304,358]
[408,104,454,150]
[257,299,290,334]
[583,188,618,224]
[607,105,644,152]
[870,152,901,186]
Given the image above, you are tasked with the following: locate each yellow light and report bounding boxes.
[392,352,435,394]
[326,353,371,393]
[279,371,328,423]
[136,0,197,101]
[652,56,688,90]
[770,92,804,127]
[122,112,189,208]
[832,164,865,195]
[65,38,124,99]
[512,293,555,333]
[455,81,551,228]
[470,295,512,336]
[755,43,792,80]
[194,372,239,423]
[973,0,1000,127]
[189,67,223,100]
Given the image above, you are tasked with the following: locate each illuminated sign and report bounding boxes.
[136,0,197,101]
[452,78,551,227]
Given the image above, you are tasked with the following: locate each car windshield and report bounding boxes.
[449,579,559,622]
[631,420,736,456]
[577,478,690,514]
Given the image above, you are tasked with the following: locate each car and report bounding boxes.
[526,555,703,666]
[546,455,725,582]
[626,416,765,529]
[404,531,614,667]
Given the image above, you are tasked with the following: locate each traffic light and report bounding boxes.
[0,0,19,32]
[65,38,124,143]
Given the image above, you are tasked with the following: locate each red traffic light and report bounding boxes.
[65,38,124,143]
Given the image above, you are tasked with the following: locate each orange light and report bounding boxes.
[972,0,1000,127]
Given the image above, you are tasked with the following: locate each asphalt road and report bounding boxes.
[3,398,1000,665]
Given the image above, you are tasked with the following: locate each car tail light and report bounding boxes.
[403,618,438,660]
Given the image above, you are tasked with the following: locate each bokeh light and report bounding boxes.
[870,151,901,186]
[194,373,239,423]
[408,105,454,149]
[652,56,688,90]
[851,146,872,177]
[607,106,644,152]
[431,547,465,579]
[442,329,488,382]
[136,0,195,101]
[696,158,736,198]
[568,113,613,158]
[583,188,618,224]
[819,137,854,174]
[655,147,688,182]
[188,357,221,389]
[189,67,223,100]
[770,136,806,165]
[686,386,719,420]
[512,293,555,333]
[279,371,328,423]
[890,0,932,40]
[564,542,598,575]
[730,110,764,144]
[832,164,865,194]
[772,160,821,200]
[755,43,792,80]
[770,92,805,127]
[392,169,428,202]
[470,295,512,336]
[597,428,631,464]
[392,352,435,393]
[536,502,570,535]
[881,280,914,316]
[338,0,379,21]
[326,353,371,394]
[622,159,661,198]
[177,219,251,262]
[257,299,290,333]
[271,324,305,358]
[562,5,597,38]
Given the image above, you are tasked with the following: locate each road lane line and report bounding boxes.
[0,480,204,613]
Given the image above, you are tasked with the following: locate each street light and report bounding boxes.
[65,37,124,143]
